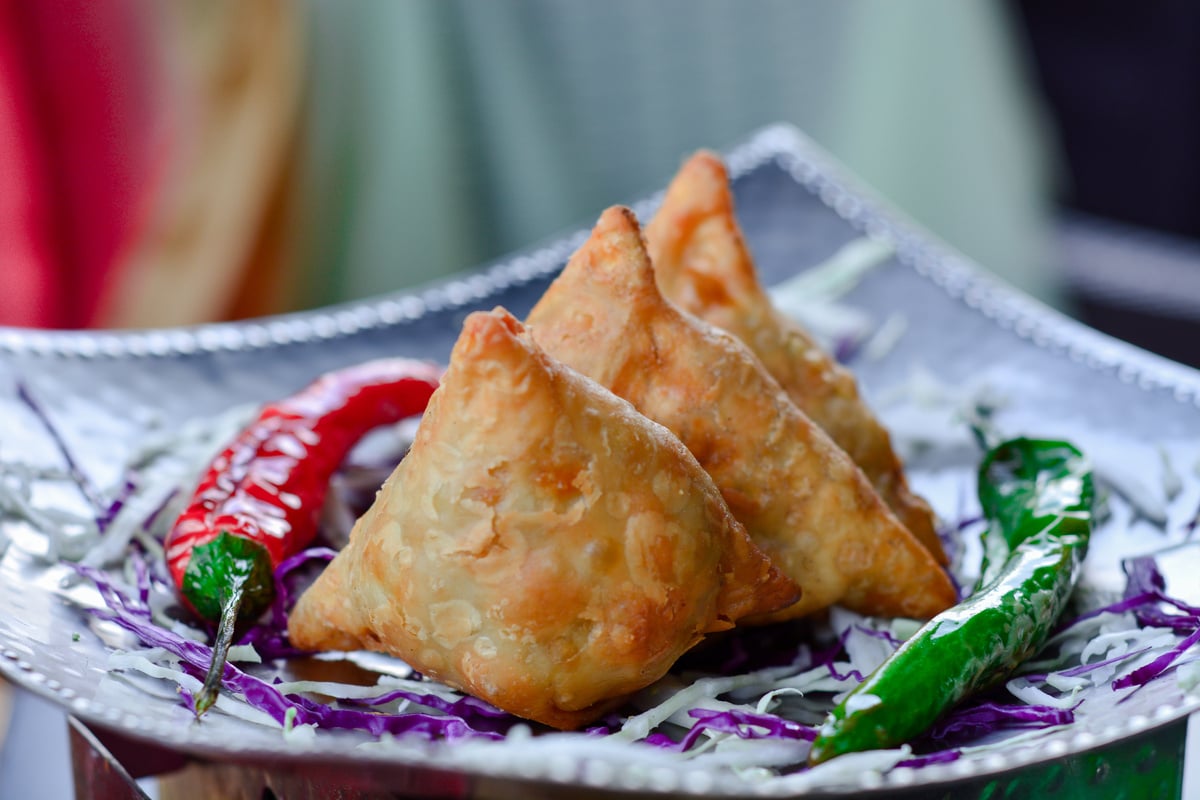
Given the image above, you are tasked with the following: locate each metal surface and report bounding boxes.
[0,125,1197,797]
[68,717,150,800]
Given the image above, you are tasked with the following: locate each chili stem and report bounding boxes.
[194,578,245,716]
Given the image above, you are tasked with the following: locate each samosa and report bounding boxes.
[526,206,954,622]
[644,151,945,564]
[288,308,798,729]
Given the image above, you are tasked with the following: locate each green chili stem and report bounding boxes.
[194,577,246,716]
[180,532,275,717]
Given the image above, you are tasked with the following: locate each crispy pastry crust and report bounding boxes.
[644,151,946,565]
[288,309,798,729]
[527,207,954,622]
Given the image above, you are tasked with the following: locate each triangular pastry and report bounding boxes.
[288,308,798,729]
[644,151,946,564]
[526,207,955,623]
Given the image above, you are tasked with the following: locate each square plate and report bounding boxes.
[0,125,1197,797]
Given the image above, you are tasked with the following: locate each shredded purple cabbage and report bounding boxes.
[896,749,961,768]
[649,708,818,752]
[271,546,337,623]
[582,713,624,737]
[231,547,339,661]
[14,382,153,539]
[853,624,903,649]
[131,550,151,608]
[1121,557,1200,632]
[1021,646,1154,683]
[16,382,106,513]
[937,513,984,598]
[1184,498,1200,536]
[812,627,867,683]
[74,564,504,741]
[75,564,153,620]
[1112,628,1200,690]
[832,335,864,365]
[925,701,1074,746]
[234,625,308,662]
[96,476,137,535]
[1055,558,1199,638]
[689,708,816,741]
[141,487,179,533]
[346,688,514,734]
[276,689,507,740]
[1123,556,1166,597]
[1037,557,1200,690]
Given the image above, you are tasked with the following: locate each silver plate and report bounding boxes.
[1,125,1197,796]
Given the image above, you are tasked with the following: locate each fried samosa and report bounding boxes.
[644,151,945,564]
[288,308,798,730]
[526,206,955,623]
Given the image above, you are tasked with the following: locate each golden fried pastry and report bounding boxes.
[644,151,946,565]
[288,308,798,729]
[526,206,955,623]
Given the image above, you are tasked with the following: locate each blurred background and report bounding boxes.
[3,0,1200,796]
[3,0,1199,364]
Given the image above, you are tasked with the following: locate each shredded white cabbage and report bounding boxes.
[227,644,262,665]
[1179,659,1200,695]
[862,313,909,363]
[104,649,279,728]
[0,463,99,562]
[1159,446,1183,503]
[771,237,896,304]
[755,688,804,714]
[81,403,256,569]
[768,237,896,353]
[1093,456,1169,528]
[1005,677,1080,710]
[613,668,797,742]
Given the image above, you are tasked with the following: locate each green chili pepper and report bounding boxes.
[807,437,1094,765]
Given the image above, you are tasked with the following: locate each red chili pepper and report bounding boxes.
[165,358,441,714]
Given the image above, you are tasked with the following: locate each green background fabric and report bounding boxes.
[293,0,1061,310]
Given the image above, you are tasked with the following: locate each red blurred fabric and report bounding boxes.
[0,0,164,328]
[0,0,62,327]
